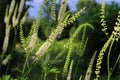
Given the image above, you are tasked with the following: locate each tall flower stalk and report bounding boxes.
[1,0,27,65]
[33,7,86,61]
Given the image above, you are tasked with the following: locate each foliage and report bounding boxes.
[94,1,120,80]
[0,75,17,80]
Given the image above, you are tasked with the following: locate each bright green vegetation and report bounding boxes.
[0,0,120,80]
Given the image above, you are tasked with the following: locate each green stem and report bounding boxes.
[22,53,29,77]
[112,53,120,73]
[55,74,58,80]
[79,75,82,80]
[44,72,47,80]
[107,39,114,80]
[73,56,80,80]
